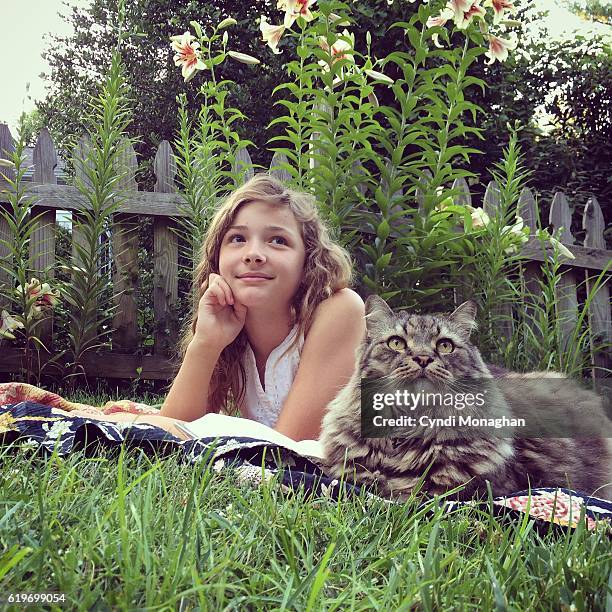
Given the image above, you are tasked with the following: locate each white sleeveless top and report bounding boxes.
[239,324,304,427]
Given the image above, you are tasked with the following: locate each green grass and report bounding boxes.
[1,394,611,611]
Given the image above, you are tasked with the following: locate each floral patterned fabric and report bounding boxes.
[1,382,610,533]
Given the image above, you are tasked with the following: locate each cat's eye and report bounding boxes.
[436,339,454,354]
[387,336,406,352]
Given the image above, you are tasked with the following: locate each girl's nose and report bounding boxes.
[242,249,266,264]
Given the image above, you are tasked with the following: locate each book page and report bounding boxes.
[174,412,324,459]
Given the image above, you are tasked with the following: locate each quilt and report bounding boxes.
[1,382,610,533]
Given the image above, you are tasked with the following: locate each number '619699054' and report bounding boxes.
[1,592,67,605]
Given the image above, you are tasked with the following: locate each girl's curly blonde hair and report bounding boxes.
[175,173,354,414]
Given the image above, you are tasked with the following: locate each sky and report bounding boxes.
[0,0,610,135]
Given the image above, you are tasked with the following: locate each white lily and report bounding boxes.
[260,16,286,54]
[485,33,518,64]
[0,310,24,340]
[170,31,207,81]
[318,29,355,72]
[450,0,487,30]
[282,0,317,28]
[484,0,517,24]
[465,205,490,229]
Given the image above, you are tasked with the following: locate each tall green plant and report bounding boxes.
[56,51,135,384]
[0,124,60,383]
[456,125,532,360]
[172,19,255,269]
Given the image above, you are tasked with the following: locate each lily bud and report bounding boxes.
[227,51,261,65]
[218,17,237,30]
[365,69,394,85]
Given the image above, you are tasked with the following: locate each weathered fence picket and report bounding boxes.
[517,187,543,338]
[0,123,609,383]
[111,139,140,351]
[549,191,579,354]
[583,196,610,380]
[30,128,57,346]
[153,140,179,355]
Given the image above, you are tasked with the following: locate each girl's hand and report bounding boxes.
[193,273,247,351]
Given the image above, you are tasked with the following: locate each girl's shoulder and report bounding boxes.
[305,288,365,339]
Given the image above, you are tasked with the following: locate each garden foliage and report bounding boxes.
[1,0,609,385]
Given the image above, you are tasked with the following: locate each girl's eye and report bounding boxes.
[387,336,406,352]
[227,234,244,243]
[271,236,287,245]
[436,339,454,354]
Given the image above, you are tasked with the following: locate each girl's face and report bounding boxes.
[218,201,306,310]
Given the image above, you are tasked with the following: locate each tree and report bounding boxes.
[38,0,610,239]
[457,30,611,244]
[37,0,423,180]
[562,0,612,26]
[37,0,291,182]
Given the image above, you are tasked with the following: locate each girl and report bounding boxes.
[69,174,365,441]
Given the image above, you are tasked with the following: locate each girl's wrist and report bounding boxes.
[188,336,224,356]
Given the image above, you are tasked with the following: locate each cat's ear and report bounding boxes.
[364,295,395,335]
[448,300,478,337]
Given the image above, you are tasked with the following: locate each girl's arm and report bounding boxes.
[158,339,222,421]
[273,288,366,441]
[160,273,247,422]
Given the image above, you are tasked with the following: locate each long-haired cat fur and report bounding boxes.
[320,295,612,501]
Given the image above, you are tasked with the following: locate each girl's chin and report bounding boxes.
[231,286,271,307]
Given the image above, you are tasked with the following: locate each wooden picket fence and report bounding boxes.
[0,123,609,382]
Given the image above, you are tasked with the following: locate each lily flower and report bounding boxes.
[451,0,487,30]
[426,7,455,47]
[465,205,490,229]
[170,32,206,81]
[281,0,317,28]
[503,217,530,253]
[0,310,24,340]
[484,0,517,24]
[16,278,61,317]
[426,9,454,29]
[485,32,518,64]
[260,16,286,54]
[318,29,355,72]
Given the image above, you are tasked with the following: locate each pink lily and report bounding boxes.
[260,16,286,54]
[170,32,206,81]
[318,29,354,70]
[485,33,518,64]
[451,0,487,30]
[484,0,517,24]
[16,278,60,317]
[281,0,317,28]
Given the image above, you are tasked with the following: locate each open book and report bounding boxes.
[174,412,324,460]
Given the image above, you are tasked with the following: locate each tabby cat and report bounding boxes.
[320,295,612,501]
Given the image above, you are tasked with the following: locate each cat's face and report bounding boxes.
[359,296,489,383]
